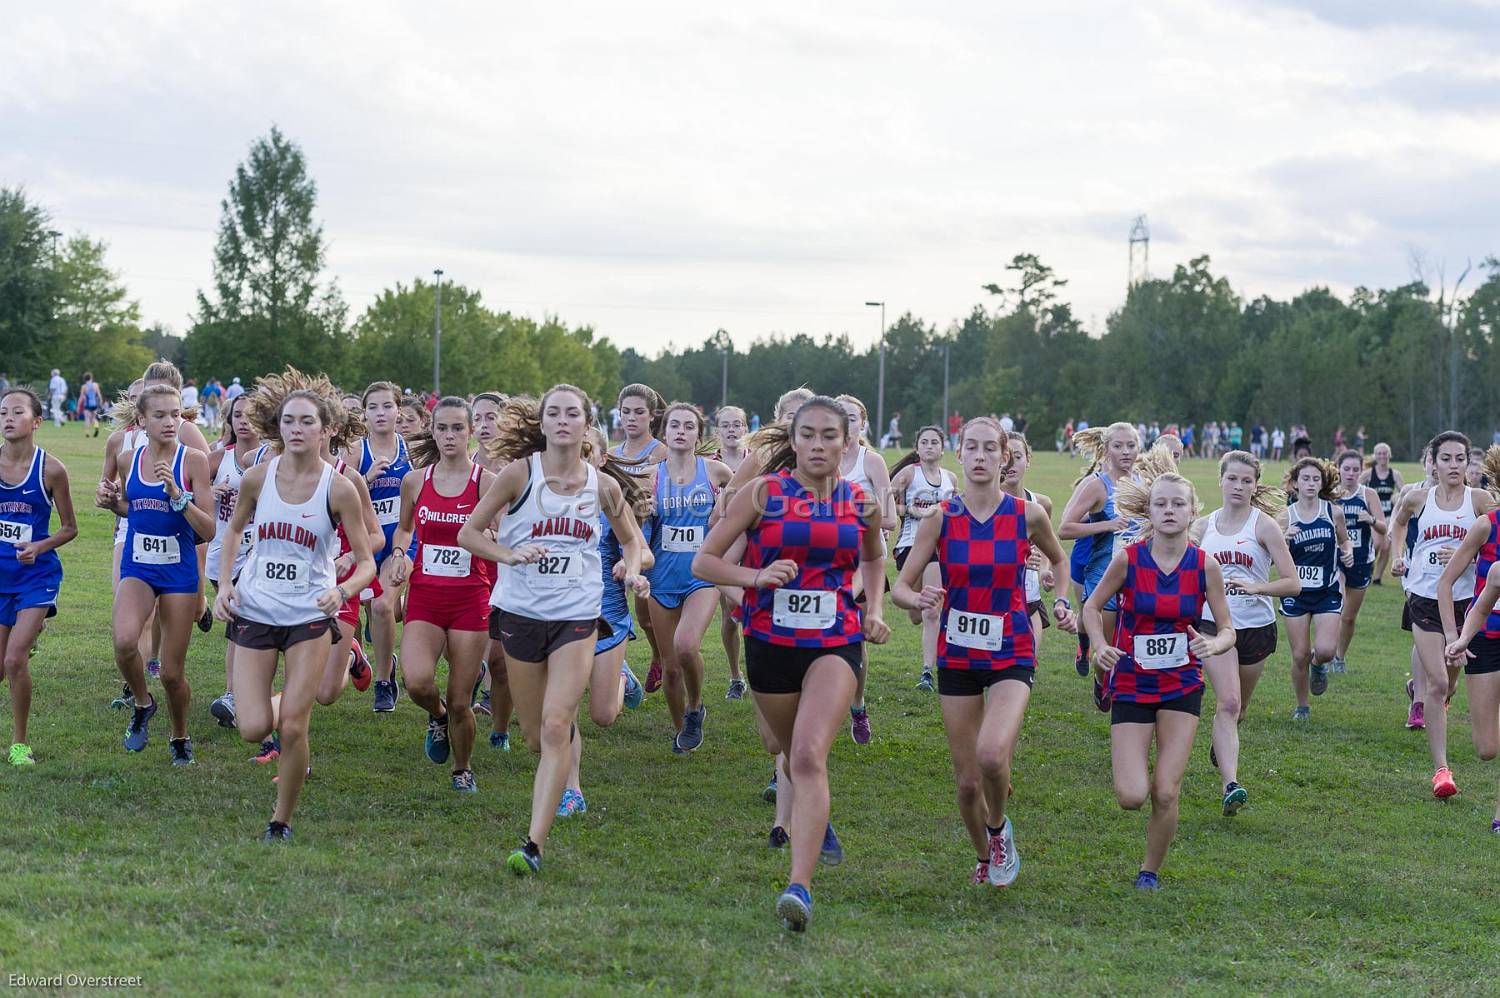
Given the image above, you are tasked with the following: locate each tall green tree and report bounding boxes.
[0,187,64,379]
[187,127,348,382]
[49,235,152,386]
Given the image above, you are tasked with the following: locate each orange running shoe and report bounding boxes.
[1433,767,1458,799]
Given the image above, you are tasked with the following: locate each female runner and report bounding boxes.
[1085,471,1235,889]
[1280,458,1354,721]
[694,395,889,931]
[714,405,749,698]
[1189,451,1298,814]
[893,416,1073,887]
[889,426,957,692]
[1363,443,1404,584]
[215,388,375,840]
[1394,431,1492,797]
[1332,450,1386,673]
[97,386,214,763]
[471,391,515,748]
[610,383,667,692]
[360,381,413,713]
[1001,432,1064,663]
[0,387,78,765]
[396,396,429,439]
[647,402,730,753]
[835,394,895,744]
[457,386,648,875]
[388,397,496,792]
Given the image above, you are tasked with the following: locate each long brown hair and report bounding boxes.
[406,396,471,468]
[1282,456,1340,502]
[1218,449,1284,516]
[488,387,648,513]
[888,424,945,477]
[756,395,850,475]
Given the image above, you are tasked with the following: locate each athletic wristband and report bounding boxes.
[337,585,350,602]
[170,490,193,512]
[1053,597,1071,609]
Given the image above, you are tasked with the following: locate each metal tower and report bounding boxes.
[1128,215,1150,288]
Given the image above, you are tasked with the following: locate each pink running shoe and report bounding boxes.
[1407,701,1425,730]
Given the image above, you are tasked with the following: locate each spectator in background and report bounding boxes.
[1249,422,1264,459]
[609,405,622,440]
[78,371,103,437]
[1354,425,1367,453]
[47,368,67,428]
[999,411,1015,434]
[181,378,199,416]
[1014,412,1028,436]
[948,409,962,449]
[1332,425,1346,453]
[1063,419,1075,450]
[200,377,223,430]
[1076,417,1090,432]
[1228,421,1243,451]
[750,412,761,432]
[1272,426,1285,461]
[224,376,245,402]
[1182,423,1195,453]
[0,373,9,394]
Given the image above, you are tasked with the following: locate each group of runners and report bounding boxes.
[2,361,1498,934]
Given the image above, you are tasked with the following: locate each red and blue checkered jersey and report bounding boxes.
[1475,510,1500,639]
[936,493,1035,672]
[1108,540,1207,704]
[741,471,866,648]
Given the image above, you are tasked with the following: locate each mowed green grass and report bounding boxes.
[2,428,1499,996]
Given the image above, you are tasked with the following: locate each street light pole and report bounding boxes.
[433,269,444,396]
[721,347,729,408]
[942,341,950,430]
[865,301,885,447]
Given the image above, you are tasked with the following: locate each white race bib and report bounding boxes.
[422,544,472,578]
[372,496,399,527]
[1134,631,1189,670]
[945,609,1005,651]
[661,524,703,553]
[1347,527,1364,551]
[1025,568,1041,604]
[132,532,180,565]
[1224,579,1257,608]
[258,557,310,594]
[528,550,582,588]
[772,588,837,630]
[0,520,32,545]
[1297,564,1325,589]
[242,524,255,550]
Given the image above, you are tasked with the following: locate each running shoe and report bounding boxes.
[917,670,934,693]
[262,821,293,844]
[726,678,746,701]
[820,822,844,866]
[644,659,662,694]
[145,658,161,679]
[1330,654,1346,675]
[1093,675,1112,713]
[169,737,195,766]
[507,843,541,876]
[987,818,1020,887]
[1433,767,1458,799]
[471,661,487,707]
[452,769,478,794]
[1309,662,1329,696]
[557,788,586,817]
[776,883,812,932]
[197,605,214,633]
[678,706,706,752]
[850,706,871,745]
[1491,819,1500,834]
[7,743,35,767]
[349,645,372,692]
[110,683,133,710]
[972,861,991,885]
[1209,741,1219,770]
[763,770,778,803]
[1292,706,1310,724]
[1074,647,1089,677]
[1222,781,1249,816]
[123,695,157,752]
[210,691,236,728]
[474,690,492,717]
[1406,676,1415,703]
[425,713,450,764]
[489,730,511,751]
[1134,870,1160,891]
[372,679,398,713]
[253,734,280,763]
[671,731,686,755]
[1407,702,1425,730]
[622,663,644,710]
[768,825,789,849]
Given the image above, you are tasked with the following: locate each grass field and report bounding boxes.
[3,428,1499,995]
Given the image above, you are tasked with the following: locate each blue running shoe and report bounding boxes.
[489,730,511,751]
[508,843,541,876]
[622,663,643,710]
[210,692,236,728]
[169,737,195,766]
[678,706,706,752]
[1134,870,1160,891]
[146,658,161,679]
[123,695,157,752]
[820,822,844,866]
[262,821,293,843]
[452,769,478,794]
[726,678,746,701]
[1310,662,1329,696]
[1292,705,1311,724]
[776,883,812,932]
[425,714,450,764]
[763,770,778,803]
[557,788,584,817]
[372,680,397,713]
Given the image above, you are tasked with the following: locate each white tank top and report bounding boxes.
[896,465,957,550]
[206,443,266,582]
[1022,489,1043,604]
[1199,507,1275,628]
[493,454,604,621]
[235,458,339,626]
[1407,486,1477,600]
[842,445,887,556]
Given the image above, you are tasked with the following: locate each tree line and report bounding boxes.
[3,126,1496,459]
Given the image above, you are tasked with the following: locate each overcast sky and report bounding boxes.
[4,0,1498,356]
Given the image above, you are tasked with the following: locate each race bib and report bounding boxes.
[1134,631,1189,670]
[528,551,582,588]
[242,527,255,550]
[772,588,837,630]
[661,524,703,553]
[1347,527,1363,550]
[1297,564,1325,589]
[422,544,471,578]
[258,557,310,594]
[1224,580,1257,607]
[372,496,399,527]
[132,532,180,565]
[1025,568,1041,604]
[0,520,32,545]
[945,609,1005,651]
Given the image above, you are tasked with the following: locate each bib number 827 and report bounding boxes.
[538,555,571,575]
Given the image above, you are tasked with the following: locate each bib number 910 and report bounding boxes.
[945,609,1005,651]
[1134,631,1188,670]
